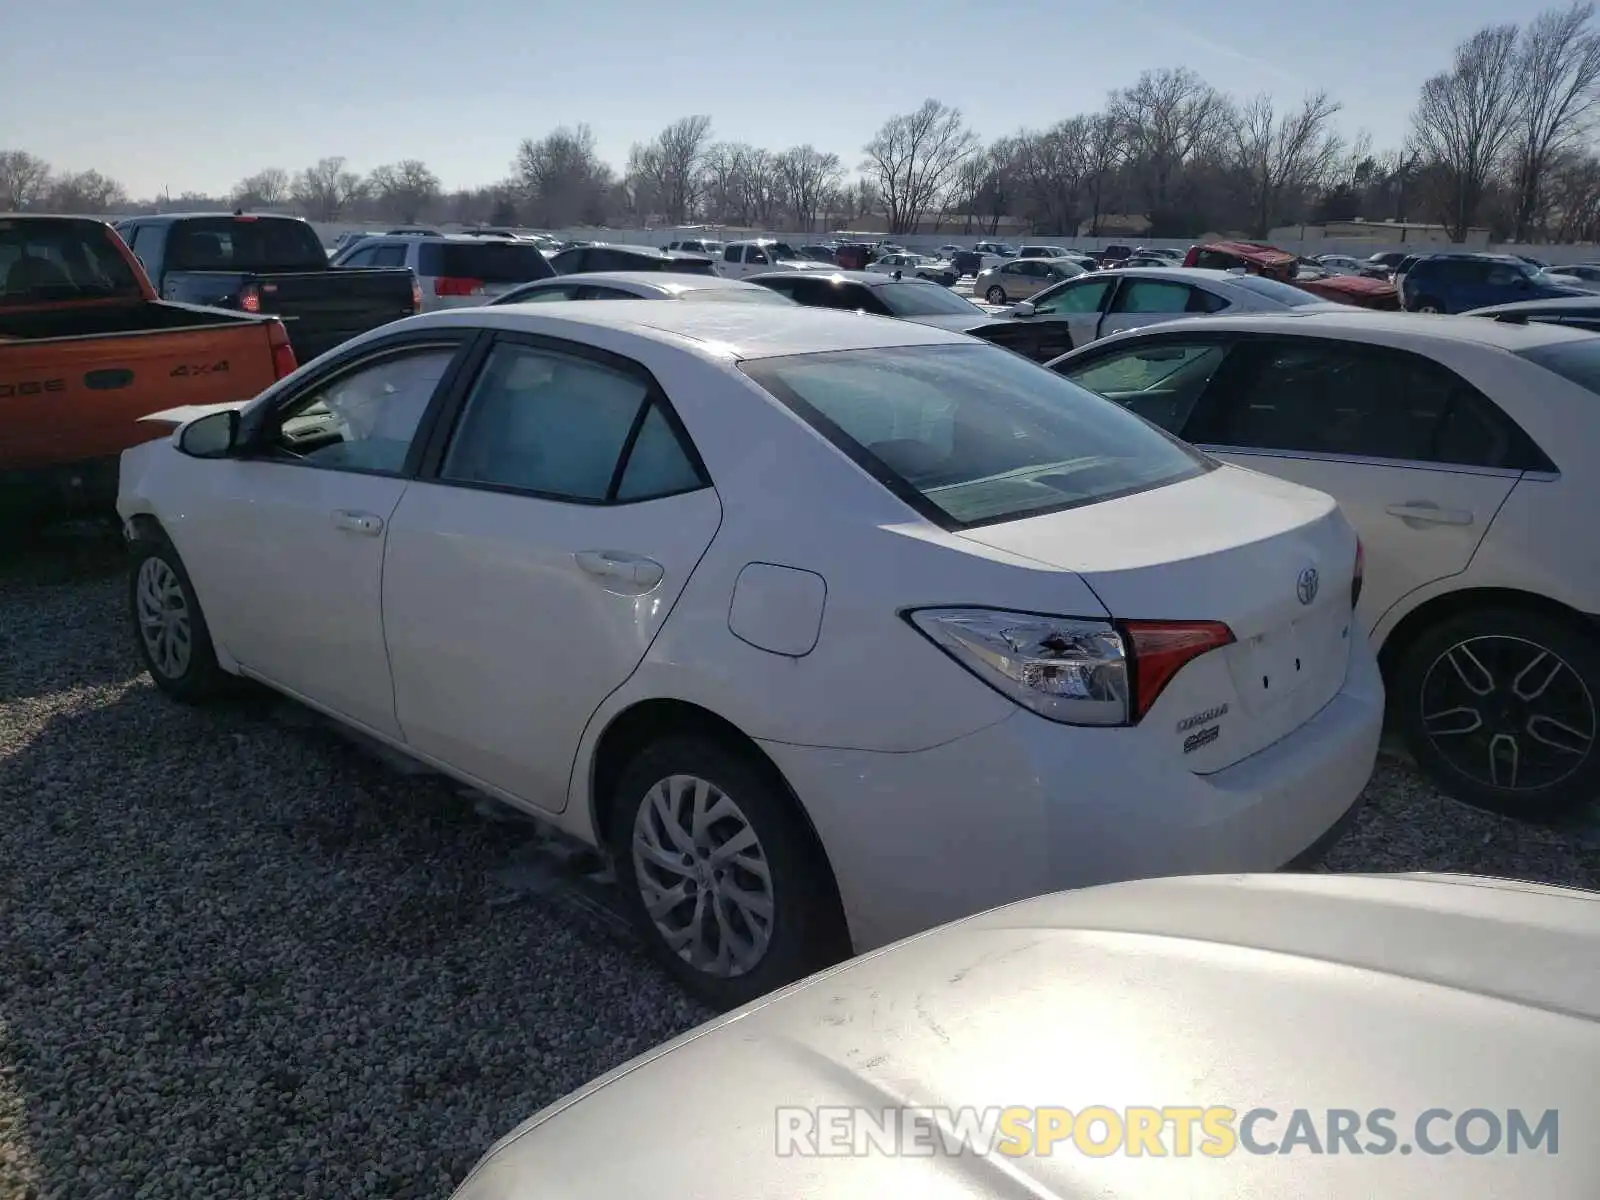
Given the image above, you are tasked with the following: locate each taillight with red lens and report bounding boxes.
[1120,620,1237,721]
[238,284,262,313]
[266,321,298,380]
[1352,538,1365,608]
[434,277,485,297]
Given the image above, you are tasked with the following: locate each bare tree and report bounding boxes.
[1080,113,1124,236]
[514,126,613,227]
[1508,3,1600,238]
[46,170,127,214]
[699,143,751,223]
[1410,24,1523,240]
[0,150,52,210]
[862,100,979,234]
[1113,68,1233,216]
[1014,118,1094,234]
[628,116,712,224]
[367,160,442,223]
[232,167,290,209]
[1233,91,1344,237]
[292,156,366,222]
[775,145,843,232]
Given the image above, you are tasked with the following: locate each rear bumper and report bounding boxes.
[0,455,121,521]
[761,635,1385,952]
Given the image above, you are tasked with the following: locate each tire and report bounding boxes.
[608,735,847,1010]
[985,285,1007,304]
[1415,297,1444,314]
[1392,606,1600,820]
[127,529,232,704]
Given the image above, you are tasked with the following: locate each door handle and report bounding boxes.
[574,550,664,587]
[1384,501,1473,526]
[331,509,384,536]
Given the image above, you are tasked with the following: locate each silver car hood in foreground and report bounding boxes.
[453,873,1600,1198]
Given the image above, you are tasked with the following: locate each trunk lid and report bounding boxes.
[959,465,1359,772]
[247,268,417,358]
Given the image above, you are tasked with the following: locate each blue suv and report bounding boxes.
[1399,253,1590,313]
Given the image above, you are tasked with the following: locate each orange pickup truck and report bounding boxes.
[1,214,299,523]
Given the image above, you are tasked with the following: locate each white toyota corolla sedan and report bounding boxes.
[117,302,1383,1007]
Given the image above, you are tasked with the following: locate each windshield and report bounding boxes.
[0,218,144,305]
[1228,275,1326,307]
[167,217,328,271]
[768,243,800,259]
[1517,339,1600,395]
[873,283,988,317]
[739,343,1209,528]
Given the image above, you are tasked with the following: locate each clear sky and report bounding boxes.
[0,0,1557,200]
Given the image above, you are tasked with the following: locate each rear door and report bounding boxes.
[1178,335,1525,633]
[381,333,722,813]
[984,274,1116,361]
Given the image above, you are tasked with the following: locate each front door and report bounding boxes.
[381,335,723,813]
[1096,276,1227,340]
[169,337,471,739]
[995,275,1117,361]
[1180,337,1524,633]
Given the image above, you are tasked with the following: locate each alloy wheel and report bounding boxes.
[986,286,1006,304]
[631,773,775,978]
[1419,634,1597,792]
[136,556,192,679]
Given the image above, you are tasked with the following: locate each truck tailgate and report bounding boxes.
[248,269,415,360]
[1,322,279,469]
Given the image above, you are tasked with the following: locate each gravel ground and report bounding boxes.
[1,529,1597,1199]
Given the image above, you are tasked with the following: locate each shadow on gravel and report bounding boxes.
[0,681,708,1199]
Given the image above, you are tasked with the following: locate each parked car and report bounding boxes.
[118,302,1378,1006]
[974,257,1086,304]
[1183,240,1401,309]
[746,270,1004,330]
[797,243,840,263]
[1018,244,1078,260]
[1368,250,1408,275]
[118,213,419,361]
[1133,245,1184,262]
[665,237,725,257]
[865,251,959,286]
[450,871,1591,1199]
[973,240,1018,259]
[1051,309,1600,816]
[978,267,1340,363]
[1464,294,1600,332]
[547,243,716,277]
[1399,253,1593,313]
[489,272,795,306]
[1117,253,1172,268]
[1,215,299,523]
[1542,263,1600,291]
[1314,253,1370,275]
[717,239,832,279]
[330,232,556,313]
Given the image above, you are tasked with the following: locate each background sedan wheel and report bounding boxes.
[1415,298,1444,313]
[1394,607,1600,819]
[610,735,847,1010]
[127,531,231,703]
[985,285,1007,304]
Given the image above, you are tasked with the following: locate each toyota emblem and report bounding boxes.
[1297,566,1320,606]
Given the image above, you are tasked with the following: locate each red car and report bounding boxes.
[1183,240,1400,309]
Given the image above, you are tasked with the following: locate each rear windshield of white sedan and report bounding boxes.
[1231,275,1326,306]
[741,343,1212,528]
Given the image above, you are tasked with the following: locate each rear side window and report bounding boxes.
[1057,341,1231,433]
[740,343,1210,529]
[0,217,143,304]
[1228,275,1324,307]
[418,242,554,283]
[166,217,327,271]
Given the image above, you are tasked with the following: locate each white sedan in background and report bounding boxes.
[118,302,1379,1008]
[865,251,959,285]
[1051,309,1600,817]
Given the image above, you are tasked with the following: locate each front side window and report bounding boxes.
[271,346,457,473]
[740,343,1209,529]
[1033,277,1113,315]
[1113,279,1194,314]
[440,344,703,503]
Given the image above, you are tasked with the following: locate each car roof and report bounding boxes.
[411,298,969,359]
[1084,307,1599,350]
[747,269,926,288]
[458,873,1598,1196]
[1466,295,1600,315]
[522,271,760,291]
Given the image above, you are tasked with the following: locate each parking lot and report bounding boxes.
[0,528,1596,1199]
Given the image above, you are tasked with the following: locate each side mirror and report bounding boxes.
[1013,301,1036,318]
[178,409,239,458]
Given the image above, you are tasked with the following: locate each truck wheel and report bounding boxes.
[128,531,232,703]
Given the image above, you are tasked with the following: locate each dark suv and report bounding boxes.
[1399,253,1589,313]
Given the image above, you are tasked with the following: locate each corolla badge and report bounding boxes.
[1297,566,1320,606]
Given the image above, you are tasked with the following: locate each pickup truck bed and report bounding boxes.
[1,215,297,523]
[118,213,418,363]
